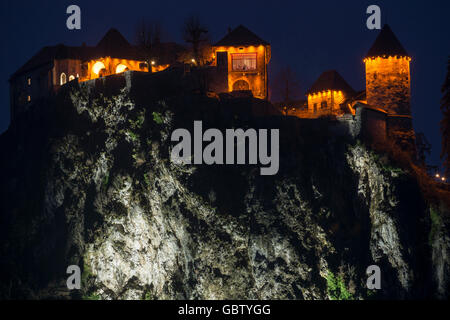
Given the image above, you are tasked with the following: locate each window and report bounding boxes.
[60,73,67,85]
[232,79,250,91]
[27,78,31,86]
[116,64,128,74]
[92,61,106,75]
[232,53,257,71]
[321,101,328,109]
[69,75,75,81]
[27,95,31,102]
[313,103,317,113]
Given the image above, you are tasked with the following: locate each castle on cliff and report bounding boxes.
[9,24,415,152]
[281,25,415,151]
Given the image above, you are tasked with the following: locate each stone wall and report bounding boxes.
[307,91,346,114]
[10,61,54,121]
[360,106,387,144]
[330,104,388,145]
[213,45,270,99]
[387,115,417,154]
[53,59,83,87]
[365,57,411,115]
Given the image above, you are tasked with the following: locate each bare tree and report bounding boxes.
[182,15,209,66]
[272,66,302,104]
[135,19,163,66]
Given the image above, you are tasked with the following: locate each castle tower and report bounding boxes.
[364,25,416,154]
[213,25,271,99]
[364,25,411,116]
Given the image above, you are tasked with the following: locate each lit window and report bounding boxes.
[60,73,67,85]
[27,78,31,86]
[92,61,106,75]
[115,64,128,74]
[69,75,75,81]
[27,95,31,102]
[232,53,257,71]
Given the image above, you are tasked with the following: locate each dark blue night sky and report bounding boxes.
[1,0,449,167]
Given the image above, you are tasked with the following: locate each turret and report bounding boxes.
[364,25,411,116]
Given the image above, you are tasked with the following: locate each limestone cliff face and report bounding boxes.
[0,71,448,300]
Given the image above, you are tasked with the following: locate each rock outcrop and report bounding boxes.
[0,71,448,299]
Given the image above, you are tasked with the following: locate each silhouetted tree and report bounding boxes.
[415,132,432,167]
[182,15,209,66]
[272,66,302,105]
[441,56,450,176]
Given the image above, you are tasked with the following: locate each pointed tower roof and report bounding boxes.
[214,25,269,47]
[365,24,409,58]
[93,28,145,60]
[97,28,131,50]
[306,70,356,95]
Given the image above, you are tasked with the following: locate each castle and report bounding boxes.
[9,24,415,151]
[282,25,415,151]
[211,25,271,100]
[8,28,182,120]
[9,25,270,121]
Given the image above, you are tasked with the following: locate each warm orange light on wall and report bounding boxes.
[364,56,411,63]
[151,64,170,73]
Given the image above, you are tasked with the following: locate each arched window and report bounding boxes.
[92,61,106,75]
[232,79,250,91]
[69,75,75,81]
[60,73,67,85]
[116,64,128,74]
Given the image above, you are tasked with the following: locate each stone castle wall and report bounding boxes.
[365,57,411,115]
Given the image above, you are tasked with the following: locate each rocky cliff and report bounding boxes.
[0,71,449,300]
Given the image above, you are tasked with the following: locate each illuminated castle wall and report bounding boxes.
[212,25,271,100]
[293,25,417,153]
[9,29,151,120]
[307,90,346,114]
[81,57,147,81]
[305,70,357,118]
[365,56,411,116]
[300,25,413,120]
